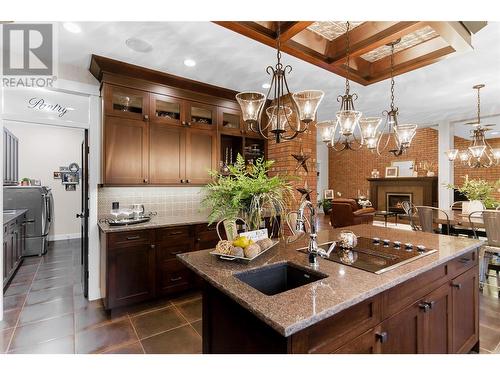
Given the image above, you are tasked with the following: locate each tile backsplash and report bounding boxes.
[97,186,208,218]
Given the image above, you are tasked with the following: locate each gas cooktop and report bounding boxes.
[298,237,437,274]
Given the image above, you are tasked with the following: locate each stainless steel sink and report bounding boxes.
[234,262,327,296]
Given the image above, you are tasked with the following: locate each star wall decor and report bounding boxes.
[291,146,311,173]
[296,181,313,202]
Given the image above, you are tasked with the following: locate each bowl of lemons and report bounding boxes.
[210,235,278,262]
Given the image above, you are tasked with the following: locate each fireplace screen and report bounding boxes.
[386,193,412,213]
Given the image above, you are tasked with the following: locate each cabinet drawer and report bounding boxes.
[382,262,449,318]
[157,259,192,295]
[448,249,477,279]
[291,296,382,353]
[157,239,193,261]
[156,226,191,242]
[108,230,152,248]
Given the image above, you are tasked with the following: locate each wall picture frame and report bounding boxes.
[53,171,62,179]
[385,166,399,178]
[324,189,334,199]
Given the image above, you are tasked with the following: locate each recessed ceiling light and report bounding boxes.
[491,131,499,135]
[125,38,153,53]
[63,22,81,34]
[262,83,271,89]
[184,59,196,67]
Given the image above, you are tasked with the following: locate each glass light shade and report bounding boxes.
[235,92,266,124]
[316,120,335,143]
[292,90,324,123]
[365,136,379,150]
[336,110,362,136]
[359,117,382,141]
[459,151,470,162]
[492,148,500,160]
[394,124,417,148]
[445,149,459,161]
[266,105,293,132]
[468,145,487,159]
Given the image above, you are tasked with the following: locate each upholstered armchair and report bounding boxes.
[330,198,375,228]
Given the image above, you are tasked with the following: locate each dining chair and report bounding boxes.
[400,201,421,231]
[469,210,500,297]
[415,206,450,235]
[286,210,311,235]
[450,201,466,211]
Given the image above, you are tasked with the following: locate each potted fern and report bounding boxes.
[202,154,294,232]
[446,175,500,215]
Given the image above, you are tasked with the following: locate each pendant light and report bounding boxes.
[320,21,365,151]
[446,84,500,168]
[368,39,417,156]
[236,23,324,143]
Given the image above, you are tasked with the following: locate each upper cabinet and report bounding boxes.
[92,55,267,186]
[104,85,149,121]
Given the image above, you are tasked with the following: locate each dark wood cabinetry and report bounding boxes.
[202,249,480,354]
[100,223,215,310]
[91,55,267,186]
[3,213,26,290]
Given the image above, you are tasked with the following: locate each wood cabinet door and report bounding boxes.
[422,283,452,353]
[185,101,218,131]
[3,233,8,287]
[451,266,479,353]
[379,301,424,354]
[334,328,380,354]
[150,93,184,126]
[149,122,186,184]
[104,116,149,185]
[218,107,244,135]
[108,243,156,309]
[103,84,149,121]
[185,129,217,184]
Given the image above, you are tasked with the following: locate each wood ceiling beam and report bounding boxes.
[368,37,454,83]
[427,21,472,52]
[326,21,426,64]
[278,21,314,42]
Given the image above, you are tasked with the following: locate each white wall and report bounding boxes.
[4,121,84,240]
[316,141,329,201]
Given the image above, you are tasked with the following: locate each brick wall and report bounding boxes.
[328,127,438,199]
[266,95,317,210]
[453,136,500,200]
[327,127,500,202]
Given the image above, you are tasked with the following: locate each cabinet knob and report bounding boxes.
[418,302,432,312]
[143,114,149,121]
[186,179,190,184]
[150,244,156,249]
[187,121,192,126]
[143,178,148,183]
[451,282,462,289]
[180,179,185,183]
[375,332,388,343]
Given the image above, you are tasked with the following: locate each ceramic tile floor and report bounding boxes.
[1,239,202,354]
[2,234,499,354]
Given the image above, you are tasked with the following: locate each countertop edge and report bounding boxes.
[3,209,28,225]
[178,240,483,337]
[97,218,210,233]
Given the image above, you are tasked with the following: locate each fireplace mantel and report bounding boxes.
[368,177,438,211]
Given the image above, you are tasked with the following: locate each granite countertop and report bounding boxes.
[98,214,211,233]
[3,209,28,225]
[177,224,483,337]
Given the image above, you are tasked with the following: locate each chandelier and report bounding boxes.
[365,39,418,156]
[317,21,365,151]
[446,84,500,168]
[235,24,324,143]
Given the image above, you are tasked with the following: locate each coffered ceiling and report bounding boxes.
[214,21,481,85]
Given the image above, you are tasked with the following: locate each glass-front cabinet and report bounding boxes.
[218,107,244,135]
[185,101,217,130]
[104,84,149,121]
[150,93,183,126]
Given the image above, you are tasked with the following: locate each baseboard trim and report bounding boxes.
[48,233,81,241]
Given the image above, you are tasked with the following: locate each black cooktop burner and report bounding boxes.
[298,237,437,274]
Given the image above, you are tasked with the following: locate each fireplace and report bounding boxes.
[386,193,413,213]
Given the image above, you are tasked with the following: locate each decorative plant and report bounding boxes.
[202,154,294,231]
[446,175,500,208]
[318,198,333,214]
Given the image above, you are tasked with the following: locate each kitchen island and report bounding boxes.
[178,224,483,354]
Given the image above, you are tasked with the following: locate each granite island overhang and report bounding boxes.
[177,224,483,354]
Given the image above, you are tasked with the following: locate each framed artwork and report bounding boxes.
[53,171,62,179]
[391,160,414,177]
[385,166,399,178]
[324,189,334,199]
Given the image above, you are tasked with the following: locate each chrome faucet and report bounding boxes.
[295,200,336,268]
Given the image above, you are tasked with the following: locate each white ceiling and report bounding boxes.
[56,21,500,133]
